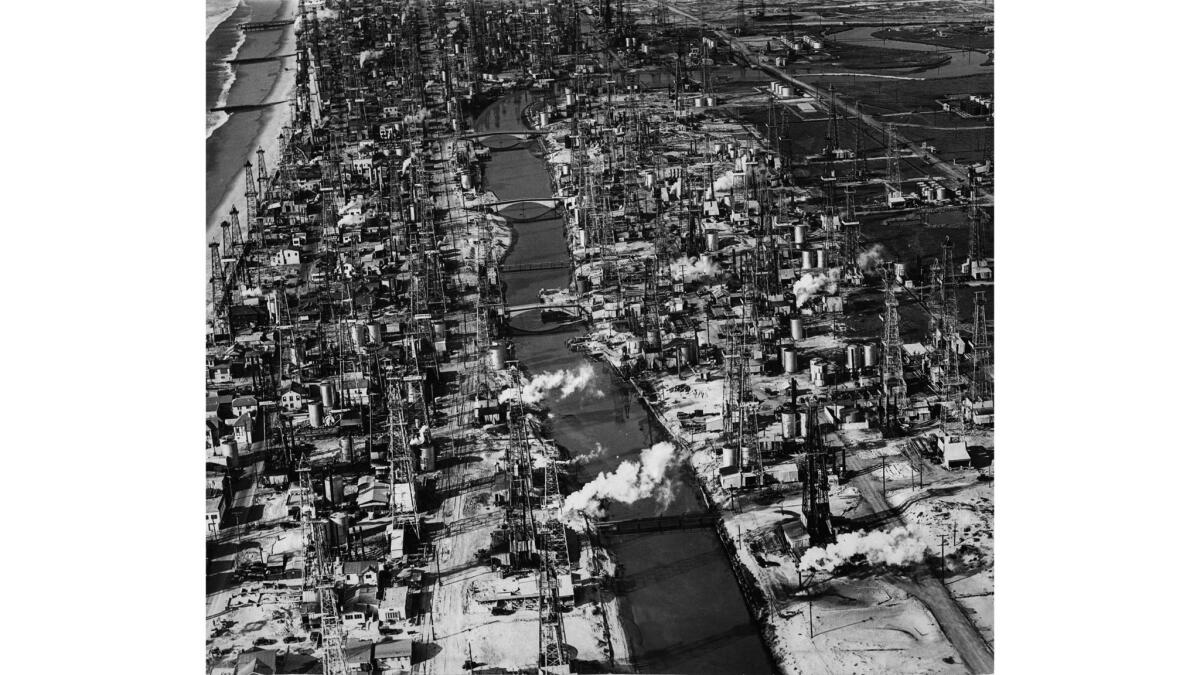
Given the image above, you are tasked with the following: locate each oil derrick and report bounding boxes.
[938,236,961,396]
[970,291,992,401]
[800,408,835,545]
[228,206,245,253]
[209,241,226,338]
[244,161,258,217]
[537,551,570,673]
[853,101,867,180]
[735,0,746,35]
[824,85,840,159]
[386,372,421,537]
[256,146,270,202]
[880,272,907,429]
[885,123,901,190]
[298,465,352,675]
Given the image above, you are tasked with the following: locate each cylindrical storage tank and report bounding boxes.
[779,85,793,97]
[645,328,661,348]
[790,316,805,341]
[320,383,337,407]
[678,340,698,365]
[705,231,720,251]
[340,436,354,463]
[433,321,447,342]
[816,249,827,268]
[793,224,807,245]
[863,343,879,368]
[367,322,382,344]
[309,402,323,428]
[488,342,509,370]
[782,346,800,374]
[325,475,344,505]
[329,514,350,548]
[846,344,863,372]
[705,96,716,107]
[421,443,436,472]
[801,250,814,269]
[936,186,949,202]
[565,91,576,106]
[538,111,550,127]
[220,440,239,467]
[460,172,473,190]
[781,408,797,439]
[578,229,589,248]
[350,323,366,348]
[721,445,739,469]
[694,97,704,108]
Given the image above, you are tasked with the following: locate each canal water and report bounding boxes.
[829,26,992,79]
[475,91,774,673]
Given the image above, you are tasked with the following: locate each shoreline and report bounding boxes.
[205,0,299,239]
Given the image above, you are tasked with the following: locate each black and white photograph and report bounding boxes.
[203,2,993,672]
[8,1,1199,674]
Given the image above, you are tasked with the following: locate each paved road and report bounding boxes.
[890,572,995,674]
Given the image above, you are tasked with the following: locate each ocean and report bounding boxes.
[205,0,297,236]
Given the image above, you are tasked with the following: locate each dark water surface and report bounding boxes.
[477,91,774,674]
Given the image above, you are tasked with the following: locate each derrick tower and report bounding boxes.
[880,271,907,428]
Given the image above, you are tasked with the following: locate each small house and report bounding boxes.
[235,650,276,675]
[375,639,414,674]
[380,586,410,622]
[343,560,381,586]
[232,412,254,445]
[278,383,307,411]
[232,396,259,419]
[938,433,972,470]
[270,248,301,267]
[206,495,225,535]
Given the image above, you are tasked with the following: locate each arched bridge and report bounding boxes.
[504,301,587,318]
[487,198,562,223]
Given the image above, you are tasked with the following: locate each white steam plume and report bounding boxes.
[499,364,603,404]
[793,271,839,307]
[562,442,679,530]
[712,170,740,193]
[673,255,723,282]
[359,50,384,68]
[568,442,608,465]
[799,525,932,573]
[857,244,885,271]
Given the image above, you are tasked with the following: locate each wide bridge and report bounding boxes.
[487,198,562,223]
[461,129,553,140]
[499,260,571,273]
[504,300,586,318]
[595,512,720,535]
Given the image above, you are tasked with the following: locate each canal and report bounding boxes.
[474,91,774,674]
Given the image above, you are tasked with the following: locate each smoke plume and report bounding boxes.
[712,170,740,193]
[499,365,602,404]
[674,255,723,282]
[359,50,384,68]
[567,442,607,465]
[857,244,885,271]
[799,525,932,573]
[562,442,679,530]
[793,271,839,307]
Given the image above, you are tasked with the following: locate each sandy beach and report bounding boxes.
[205,0,299,241]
